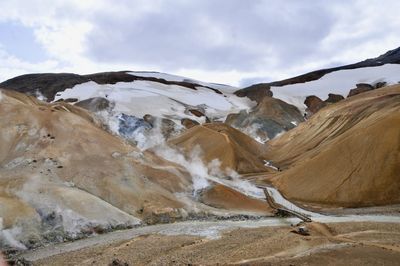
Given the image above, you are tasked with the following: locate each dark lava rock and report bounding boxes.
[109,259,129,266]
[118,113,151,140]
[347,83,374,97]
[181,118,200,129]
[266,46,400,87]
[143,114,182,139]
[304,95,327,114]
[75,97,113,112]
[0,73,90,101]
[187,108,211,123]
[234,84,273,104]
[188,109,205,117]
[325,93,344,103]
[56,98,79,103]
[225,97,304,140]
[374,81,387,89]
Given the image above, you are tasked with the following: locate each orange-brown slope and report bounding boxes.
[168,123,270,175]
[0,90,274,239]
[200,184,272,214]
[263,85,400,207]
[0,89,191,230]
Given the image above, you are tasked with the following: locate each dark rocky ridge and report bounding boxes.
[242,46,400,91]
[225,97,304,140]
[75,97,112,112]
[304,96,326,115]
[0,71,223,101]
[347,83,375,97]
[0,73,89,101]
[325,93,345,103]
[234,84,273,103]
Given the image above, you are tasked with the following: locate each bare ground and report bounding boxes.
[32,222,400,265]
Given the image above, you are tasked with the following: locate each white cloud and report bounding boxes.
[0,0,399,86]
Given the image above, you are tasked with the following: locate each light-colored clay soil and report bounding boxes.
[32,222,400,265]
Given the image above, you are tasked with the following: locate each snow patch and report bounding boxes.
[271,64,400,112]
[53,80,253,124]
[265,187,324,218]
[264,160,279,171]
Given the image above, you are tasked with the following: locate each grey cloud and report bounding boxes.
[84,0,336,72]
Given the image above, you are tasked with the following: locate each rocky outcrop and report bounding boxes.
[347,83,375,97]
[375,81,387,89]
[325,93,344,103]
[187,108,211,123]
[181,118,200,129]
[143,114,182,139]
[301,93,346,117]
[75,97,112,112]
[225,97,304,141]
[304,95,327,114]
[0,73,89,101]
[234,84,272,104]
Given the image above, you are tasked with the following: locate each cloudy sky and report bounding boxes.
[0,0,399,86]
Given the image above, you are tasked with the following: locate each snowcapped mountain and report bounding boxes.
[0,71,256,148]
[241,47,400,113]
[1,47,400,255]
[53,73,252,122]
[271,64,400,113]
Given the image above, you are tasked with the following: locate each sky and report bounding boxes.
[0,0,399,87]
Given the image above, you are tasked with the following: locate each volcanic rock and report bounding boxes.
[347,83,374,97]
[304,95,326,114]
[187,109,211,123]
[375,81,387,89]
[0,73,89,101]
[234,84,272,104]
[325,93,344,103]
[181,118,200,129]
[143,114,182,139]
[75,97,112,112]
[226,97,304,141]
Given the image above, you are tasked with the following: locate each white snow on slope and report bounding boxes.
[129,71,188,82]
[129,71,238,93]
[271,64,400,113]
[54,79,254,123]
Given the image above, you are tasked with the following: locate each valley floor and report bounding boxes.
[15,220,400,265]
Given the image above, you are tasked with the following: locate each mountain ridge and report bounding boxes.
[242,46,400,90]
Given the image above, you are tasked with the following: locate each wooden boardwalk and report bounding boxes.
[260,187,312,223]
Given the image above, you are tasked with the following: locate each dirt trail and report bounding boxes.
[31,222,400,266]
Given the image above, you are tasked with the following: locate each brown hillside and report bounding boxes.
[0,90,274,245]
[262,85,400,207]
[168,123,270,175]
[200,184,272,214]
[0,90,190,230]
